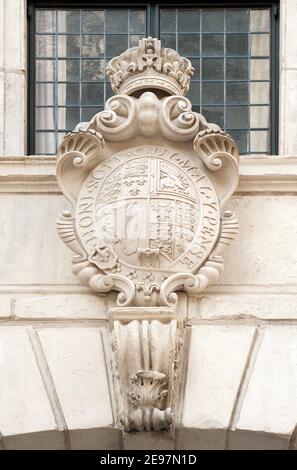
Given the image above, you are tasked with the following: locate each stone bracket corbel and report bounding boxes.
[107,307,187,433]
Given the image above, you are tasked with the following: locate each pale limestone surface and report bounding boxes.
[220,195,297,285]
[37,327,114,430]
[230,327,297,449]
[0,1,297,451]
[0,327,62,449]
[198,294,297,320]
[0,192,296,291]
[0,296,11,318]
[14,293,107,320]
[0,325,120,449]
[0,194,77,285]
[0,0,26,156]
[179,325,256,449]
[37,327,119,449]
[279,0,297,154]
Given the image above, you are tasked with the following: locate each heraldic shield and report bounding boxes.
[56,37,240,435]
[56,37,239,309]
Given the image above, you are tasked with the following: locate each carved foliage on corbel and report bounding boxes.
[128,371,168,409]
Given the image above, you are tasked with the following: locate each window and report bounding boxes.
[32,7,147,154]
[160,8,275,155]
[29,2,278,156]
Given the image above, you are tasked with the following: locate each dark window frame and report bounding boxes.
[28,0,279,155]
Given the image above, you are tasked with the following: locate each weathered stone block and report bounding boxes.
[230,326,297,449]
[15,293,106,320]
[199,294,297,320]
[0,194,77,285]
[0,295,11,318]
[37,328,114,435]
[179,325,255,449]
[220,195,297,285]
[0,327,57,439]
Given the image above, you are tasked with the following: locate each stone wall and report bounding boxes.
[0,0,26,156]
[0,156,296,449]
[279,0,297,153]
[0,0,297,450]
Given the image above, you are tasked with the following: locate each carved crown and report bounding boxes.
[107,36,194,97]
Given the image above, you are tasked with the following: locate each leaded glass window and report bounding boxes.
[31,4,277,156]
[160,8,272,155]
[34,8,147,154]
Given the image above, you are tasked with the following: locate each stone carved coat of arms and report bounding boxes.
[56,37,240,435]
[56,37,239,308]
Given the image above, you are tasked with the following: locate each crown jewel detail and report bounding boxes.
[107,37,194,97]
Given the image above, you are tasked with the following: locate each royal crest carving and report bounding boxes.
[58,138,238,307]
[72,145,222,306]
[56,37,239,437]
